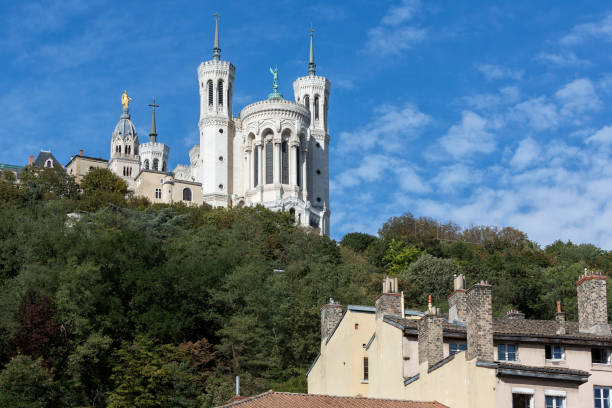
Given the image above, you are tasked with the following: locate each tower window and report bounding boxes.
[162,162,167,172]
[253,146,259,187]
[153,158,159,171]
[304,95,310,111]
[218,184,223,190]
[281,141,288,184]
[144,159,150,170]
[314,95,320,120]
[296,147,301,188]
[182,188,192,202]
[316,169,321,175]
[219,128,223,133]
[218,80,224,106]
[207,80,213,106]
[265,141,273,184]
[219,156,223,161]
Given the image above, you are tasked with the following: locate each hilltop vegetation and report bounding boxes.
[0,167,611,407]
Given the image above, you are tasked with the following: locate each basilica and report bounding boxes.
[67,17,331,235]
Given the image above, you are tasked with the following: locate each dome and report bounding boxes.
[113,108,137,139]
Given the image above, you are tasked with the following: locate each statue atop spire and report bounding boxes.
[121,90,131,110]
[148,97,159,143]
[308,27,316,76]
[268,65,283,100]
[213,12,221,61]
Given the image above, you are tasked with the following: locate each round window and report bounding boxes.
[219,156,223,161]
[218,184,224,189]
[219,128,224,133]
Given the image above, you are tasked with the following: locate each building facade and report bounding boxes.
[309,274,612,408]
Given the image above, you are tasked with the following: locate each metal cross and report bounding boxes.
[309,26,314,35]
[214,12,219,19]
[148,97,159,113]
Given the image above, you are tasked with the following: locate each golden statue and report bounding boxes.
[121,90,131,109]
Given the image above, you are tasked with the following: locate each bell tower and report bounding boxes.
[292,29,331,235]
[198,13,235,207]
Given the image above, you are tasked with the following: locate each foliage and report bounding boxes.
[382,239,423,276]
[19,165,79,201]
[0,355,56,408]
[340,232,377,253]
[402,254,460,306]
[80,168,128,195]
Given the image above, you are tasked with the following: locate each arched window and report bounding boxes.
[126,145,131,155]
[144,159,149,170]
[296,146,301,188]
[153,158,159,171]
[265,141,273,184]
[89,166,94,171]
[324,97,328,129]
[45,159,52,168]
[281,140,289,184]
[115,145,120,153]
[228,83,233,117]
[314,95,320,120]
[253,145,259,187]
[304,95,310,111]
[162,162,166,172]
[217,80,224,106]
[207,80,213,106]
[183,188,192,201]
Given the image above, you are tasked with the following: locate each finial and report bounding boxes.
[121,90,131,110]
[148,97,159,143]
[308,26,316,76]
[213,12,221,61]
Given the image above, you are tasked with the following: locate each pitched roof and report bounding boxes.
[217,392,448,408]
[385,315,612,345]
[33,151,61,168]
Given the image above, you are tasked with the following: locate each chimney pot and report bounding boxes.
[505,309,525,319]
[576,272,610,335]
[375,277,403,319]
[28,155,34,166]
[79,149,83,156]
[466,282,494,361]
[448,274,468,323]
[418,312,444,368]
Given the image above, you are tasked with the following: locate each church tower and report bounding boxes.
[292,30,331,234]
[198,14,235,207]
[109,91,140,190]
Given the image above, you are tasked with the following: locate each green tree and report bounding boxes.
[0,355,56,408]
[19,166,78,201]
[340,232,378,253]
[403,254,461,304]
[382,239,423,276]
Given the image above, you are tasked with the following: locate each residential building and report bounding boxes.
[65,150,107,183]
[309,273,612,408]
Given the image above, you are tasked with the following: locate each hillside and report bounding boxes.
[1,167,611,407]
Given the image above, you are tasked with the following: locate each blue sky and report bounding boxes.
[3,1,612,248]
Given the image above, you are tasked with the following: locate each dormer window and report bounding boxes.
[45,159,53,168]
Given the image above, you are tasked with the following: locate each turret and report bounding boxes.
[198,13,236,207]
[108,91,140,188]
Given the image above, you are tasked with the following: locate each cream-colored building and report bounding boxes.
[65,150,108,183]
[309,273,612,408]
[134,170,202,206]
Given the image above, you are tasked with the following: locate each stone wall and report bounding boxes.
[466,281,493,361]
[375,293,402,320]
[577,272,611,335]
[320,301,343,341]
[418,313,443,367]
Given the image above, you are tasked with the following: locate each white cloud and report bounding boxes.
[363,0,426,56]
[394,166,430,193]
[476,64,523,82]
[587,125,612,145]
[463,86,520,110]
[439,111,495,158]
[536,51,589,67]
[511,96,559,131]
[555,78,601,117]
[337,103,430,154]
[561,13,612,45]
[510,137,540,169]
[433,164,481,193]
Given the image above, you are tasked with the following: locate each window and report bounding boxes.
[545,345,564,360]
[296,146,301,187]
[512,393,533,408]
[253,146,259,187]
[155,188,162,199]
[153,158,159,171]
[183,188,192,202]
[265,141,273,184]
[593,348,611,364]
[126,145,131,155]
[162,162,166,172]
[144,159,149,170]
[595,387,611,408]
[218,80,224,106]
[89,166,94,171]
[449,343,467,355]
[355,323,359,330]
[545,396,564,408]
[498,344,517,361]
[304,95,310,111]
[228,83,233,117]
[207,80,213,106]
[281,141,288,184]
[45,159,52,168]
[363,357,368,381]
[314,95,320,120]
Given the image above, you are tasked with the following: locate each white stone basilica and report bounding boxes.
[175,18,330,234]
[103,17,330,235]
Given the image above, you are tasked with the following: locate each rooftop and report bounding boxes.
[217,391,447,408]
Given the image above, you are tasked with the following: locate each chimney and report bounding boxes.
[79,149,83,156]
[448,274,467,323]
[466,281,494,361]
[577,270,611,335]
[28,155,34,166]
[418,305,444,368]
[375,277,403,320]
[555,301,566,335]
[505,309,525,320]
[321,298,343,341]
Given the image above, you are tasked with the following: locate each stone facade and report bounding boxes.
[375,294,403,320]
[577,271,611,335]
[417,312,443,368]
[466,281,493,361]
[448,274,467,323]
[320,300,343,341]
[65,150,107,183]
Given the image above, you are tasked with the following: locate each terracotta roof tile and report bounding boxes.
[217,392,448,408]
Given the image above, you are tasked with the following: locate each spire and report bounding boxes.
[308,27,316,76]
[213,12,221,61]
[148,98,159,143]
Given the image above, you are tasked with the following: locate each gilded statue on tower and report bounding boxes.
[121,90,131,109]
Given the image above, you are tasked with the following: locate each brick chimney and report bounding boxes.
[321,298,343,341]
[418,306,444,368]
[79,149,84,156]
[448,274,467,323]
[555,300,566,335]
[577,270,611,335]
[466,281,494,361]
[28,154,34,166]
[375,277,403,320]
[505,309,525,320]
